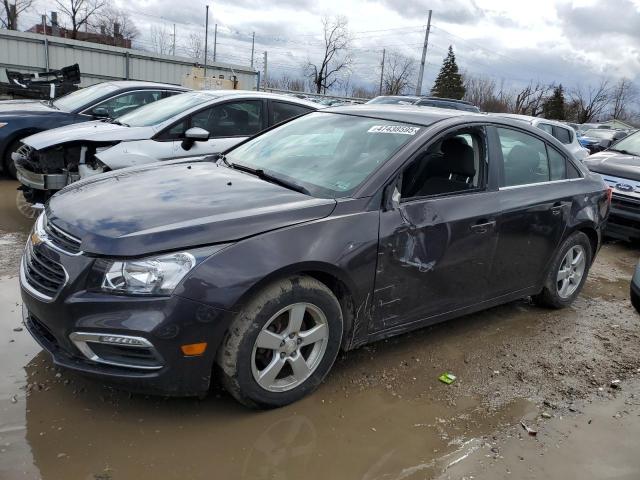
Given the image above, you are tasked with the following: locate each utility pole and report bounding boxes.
[263,51,268,91]
[172,24,176,56]
[213,24,217,62]
[250,32,255,69]
[203,5,209,76]
[415,9,432,96]
[378,48,386,95]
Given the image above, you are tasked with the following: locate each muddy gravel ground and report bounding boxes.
[0,178,639,480]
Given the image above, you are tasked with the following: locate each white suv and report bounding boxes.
[495,114,589,161]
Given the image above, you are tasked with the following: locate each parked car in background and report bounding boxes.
[366,95,421,105]
[579,129,628,153]
[631,261,640,313]
[0,81,188,178]
[366,95,480,112]
[494,114,589,161]
[584,130,640,241]
[14,90,318,205]
[20,105,609,407]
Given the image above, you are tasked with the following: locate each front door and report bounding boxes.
[371,126,500,332]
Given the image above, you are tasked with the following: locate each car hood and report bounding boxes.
[584,151,640,182]
[46,161,337,257]
[22,121,154,150]
[0,99,58,115]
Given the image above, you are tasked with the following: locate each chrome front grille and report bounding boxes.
[23,241,66,299]
[43,216,82,254]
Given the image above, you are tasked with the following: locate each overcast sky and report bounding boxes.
[20,0,640,93]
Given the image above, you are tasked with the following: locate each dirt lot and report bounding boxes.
[0,178,639,480]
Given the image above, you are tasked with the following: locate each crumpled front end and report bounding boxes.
[14,142,109,205]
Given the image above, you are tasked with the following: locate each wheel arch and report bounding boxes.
[228,261,361,351]
[566,222,600,264]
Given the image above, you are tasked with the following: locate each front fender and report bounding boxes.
[174,200,380,316]
[95,143,158,169]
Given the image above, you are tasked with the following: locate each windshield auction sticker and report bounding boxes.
[368,125,420,135]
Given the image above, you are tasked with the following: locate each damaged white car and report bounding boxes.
[14,90,319,205]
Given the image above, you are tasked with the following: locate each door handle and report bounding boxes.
[470,220,496,234]
[551,202,563,215]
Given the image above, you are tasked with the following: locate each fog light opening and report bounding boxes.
[181,342,207,356]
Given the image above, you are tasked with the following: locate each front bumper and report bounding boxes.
[15,163,76,191]
[20,238,232,396]
[605,193,640,241]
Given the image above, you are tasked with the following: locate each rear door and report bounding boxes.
[489,127,572,297]
[371,125,500,331]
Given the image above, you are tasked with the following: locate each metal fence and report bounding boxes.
[0,29,258,89]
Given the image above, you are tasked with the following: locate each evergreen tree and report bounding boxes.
[431,46,465,99]
[543,85,566,120]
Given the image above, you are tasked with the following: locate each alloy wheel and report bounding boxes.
[556,245,586,298]
[251,302,329,392]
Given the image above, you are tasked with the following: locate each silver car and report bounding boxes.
[14,90,319,204]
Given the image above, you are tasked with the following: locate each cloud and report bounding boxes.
[375,0,484,25]
[557,0,640,41]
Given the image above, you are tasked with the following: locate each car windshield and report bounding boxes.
[583,129,615,139]
[608,131,640,156]
[118,91,214,127]
[367,96,418,105]
[52,83,119,112]
[224,112,421,198]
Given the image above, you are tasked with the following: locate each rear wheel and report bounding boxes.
[533,232,592,309]
[217,276,343,408]
[3,139,20,179]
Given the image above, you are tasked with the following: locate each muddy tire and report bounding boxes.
[533,231,592,309]
[217,276,343,408]
[3,139,20,179]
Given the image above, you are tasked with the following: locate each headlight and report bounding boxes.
[0,122,7,128]
[102,252,197,295]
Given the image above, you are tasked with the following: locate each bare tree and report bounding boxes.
[55,0,106,39]
[382,51,415,95]
[351,85,377,99]
[512,82,553,116]
[149,24,172,55]
[305,16,351,94]
[1,0,33,30]
[463,73,511,112]
[94,6,139,41]
[609,78,637,120]
[571,79,611,123]
[183,32,203,62]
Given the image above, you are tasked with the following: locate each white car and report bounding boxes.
[14,90,319,204]
[494,114,589,161]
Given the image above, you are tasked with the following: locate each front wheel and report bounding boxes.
[217,276,343,408]
[533,231,592,309]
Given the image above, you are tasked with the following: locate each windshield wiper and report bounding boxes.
[216,153,231,167]
[230,163,311,195]
[609,148,636,156]
[110,119,129,127]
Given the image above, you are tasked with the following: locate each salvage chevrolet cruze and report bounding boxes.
[20,105,610,408]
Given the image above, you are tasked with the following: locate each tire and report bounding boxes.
[631,285,640,314]
[3,139,20,179]
[217,276,343,408]
[533,231,592,309]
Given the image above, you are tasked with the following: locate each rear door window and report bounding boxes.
[270,101,313,125]
[537,123,554,135]
[548,147,566,180]
[497,128,550,187]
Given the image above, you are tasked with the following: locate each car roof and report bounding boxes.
[324,104,484,126]
[195,90,320,108]
[104,80,190,91]
[493,113,574,129]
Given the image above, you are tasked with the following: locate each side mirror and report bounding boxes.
[181,127,210,151]
[92,107,110,119]
[598,139,612,149]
